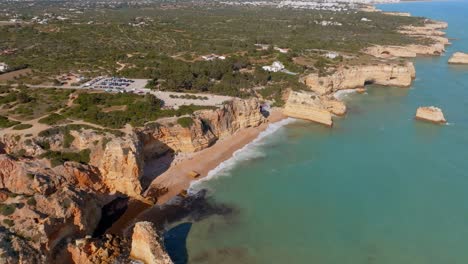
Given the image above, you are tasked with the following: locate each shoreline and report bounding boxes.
[150,108,287,205]
[106,108,288,235]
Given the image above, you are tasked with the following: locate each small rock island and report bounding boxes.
[448,52,468,64]
[415,106,447,124]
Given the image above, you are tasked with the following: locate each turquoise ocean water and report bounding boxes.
[166,2,468,263]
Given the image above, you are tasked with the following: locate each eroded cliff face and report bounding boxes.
[130,222,173,264]
[364,20,449,58]
[196,98,265,139]
[0,99,264,200]
[0,155,102,262]
[138,119,217,156]
[283,91,346,126]
[301,62,416,95]
[0,98,265,263]
[138,98,265,157]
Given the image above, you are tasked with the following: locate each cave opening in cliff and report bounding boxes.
[364,79,375,86]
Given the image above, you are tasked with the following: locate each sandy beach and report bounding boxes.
[148,108,287,205]
[106,109,287,235]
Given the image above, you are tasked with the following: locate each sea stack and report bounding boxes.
[415,106,447,124]
[448,52,468,64]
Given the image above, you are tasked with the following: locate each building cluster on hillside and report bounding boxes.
[315,20,343,26]
[202,54,226,61]
[128,16,153,27]
[31,13,70,25]
[220,0,400,10]
[254,44,289,53]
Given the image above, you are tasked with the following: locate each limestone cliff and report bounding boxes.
[0,98,264,199]
[138,98,265,157]
[196,98,265,139]
[363,20,449,58]
[0,98,265,263]
[448,52,468,64]
[130,222,173,264]
[0,155,102,261]
[301,62,416,95]
[283,91,337,126]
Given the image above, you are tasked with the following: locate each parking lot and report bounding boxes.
[83,77,149,92]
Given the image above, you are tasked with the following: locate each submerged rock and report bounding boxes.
[415,106,447,124]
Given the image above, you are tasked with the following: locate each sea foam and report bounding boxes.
[189,118,296,194]
[334,89,357,100]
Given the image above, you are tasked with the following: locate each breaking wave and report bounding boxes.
[334,89,357,100]
[189,118,296,193]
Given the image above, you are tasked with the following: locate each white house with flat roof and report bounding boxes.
[0,63,8,72]
[262,61,285,72]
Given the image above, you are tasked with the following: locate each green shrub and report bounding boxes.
[41,149,91,167]
[0,116,20,128]
[12,124,33,130]
[26,197,36,206]
[0,204,16,216]
[177,117,194,128]
[38,113,67,125]
[63,130,75,148]
[2,219,14,227]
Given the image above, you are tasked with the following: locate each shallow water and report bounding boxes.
[167,2,468,263]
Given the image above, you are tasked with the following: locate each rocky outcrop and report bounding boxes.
[415,106,447,124]
[448,52,468,64]
[283,91,346,126]
[96,133,144,198]
[0,155,102,261]
[139,119,217,156]
[67,234,131,264]
[0,98,265,263]
[302,62,416,95]
[130,222,173,264]
[0,227,44,264]
[384,12,411,17]
[363,20,449,58]
[197,98,265,138]
[138,98,265,156]
[364,43,446,58]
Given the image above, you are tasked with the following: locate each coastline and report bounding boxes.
[106,108,288,235]
[149,108,287,205]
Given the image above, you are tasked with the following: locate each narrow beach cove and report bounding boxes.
[165,2,468,263]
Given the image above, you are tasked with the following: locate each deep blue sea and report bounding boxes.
[166,2,468,263]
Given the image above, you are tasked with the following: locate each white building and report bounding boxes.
[325,52,339,59]
[0,63,8,72]
[274,47,289,54]
[202,54,226,61]
[262,61,285,72]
